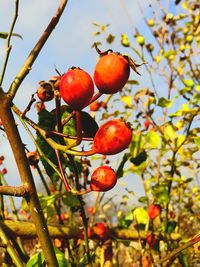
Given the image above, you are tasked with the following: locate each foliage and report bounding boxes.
[0,0,199,266]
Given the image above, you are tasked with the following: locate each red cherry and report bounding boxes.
[90,166,117,192]
[93,119,132,155]
[147,204,161,220]
[59,68,94,110]
[94,52,130,94]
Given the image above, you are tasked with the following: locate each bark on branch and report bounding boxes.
[1,220,181,241]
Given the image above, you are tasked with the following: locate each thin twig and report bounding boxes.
[8,0,69,101]
[0,0,19,86]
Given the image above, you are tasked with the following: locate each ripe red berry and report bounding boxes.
[1,168,7,175]
[144,120,150,129]
[90,166,117,192]
[59,67,94,110]
[87,206,95,214]
[146,233,157,248]
[94,52,130,94]
[147,204,161,220]
[93,119,132,155]
[93,222,107,239]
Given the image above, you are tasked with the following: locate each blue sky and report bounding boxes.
[0,0,174,207]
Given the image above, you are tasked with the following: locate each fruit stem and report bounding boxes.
[76,188,92,195]
[89,91,103,104]
[55,149,71,191]
[46,130,93,141]
[62,110,76,126]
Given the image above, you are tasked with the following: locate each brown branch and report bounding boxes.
[1,220,182,241]
[0,185,30,197]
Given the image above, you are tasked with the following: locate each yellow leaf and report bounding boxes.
[121,95,132,108]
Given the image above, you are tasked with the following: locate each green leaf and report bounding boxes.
[178,253,189,267]
[79,252,96,267]
[54,248,69,267]
[0,32,23,39]
[116,153,130,178]
[152,184,169,205]
[130,151,147,166]
[164,124,176,140]
[145,131,161,149]
[127,80,139,85]
[81,111,99,138]
[138,196,148,204]
[182,79,194,88]
[118,210,133,228]
[106,33,115,44]
[26,252,44,267]
[165,220,177,233]
[194,137,200,149]
[26,249,69,267]
[133,207,149,225]
[157,97,173,108]
[62,192,81,207]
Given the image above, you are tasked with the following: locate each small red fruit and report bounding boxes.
[144,120,150,129]
[87,206,95,214]
[59,67,94,110]
[141,255,152,267]
[37,81,54,102]
[79,227,92,240]
[94,52,130,94]
[93,119,132,155]
[89,101,101,111]
[90,166,117,192]
[146,233,157,248]
[147,204,161,220]
[93,222,107,239]
[1,168,7,175]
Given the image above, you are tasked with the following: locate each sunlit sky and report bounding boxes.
[0,0,178,208]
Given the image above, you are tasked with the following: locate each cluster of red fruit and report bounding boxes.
[36,46,141,193]
[0,155,7,175]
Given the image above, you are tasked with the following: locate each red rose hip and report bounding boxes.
[90,166,117,192]
[147,204,161,220]
[93,119,132,155]
[59,67,94,110]
[94,52,130,94]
